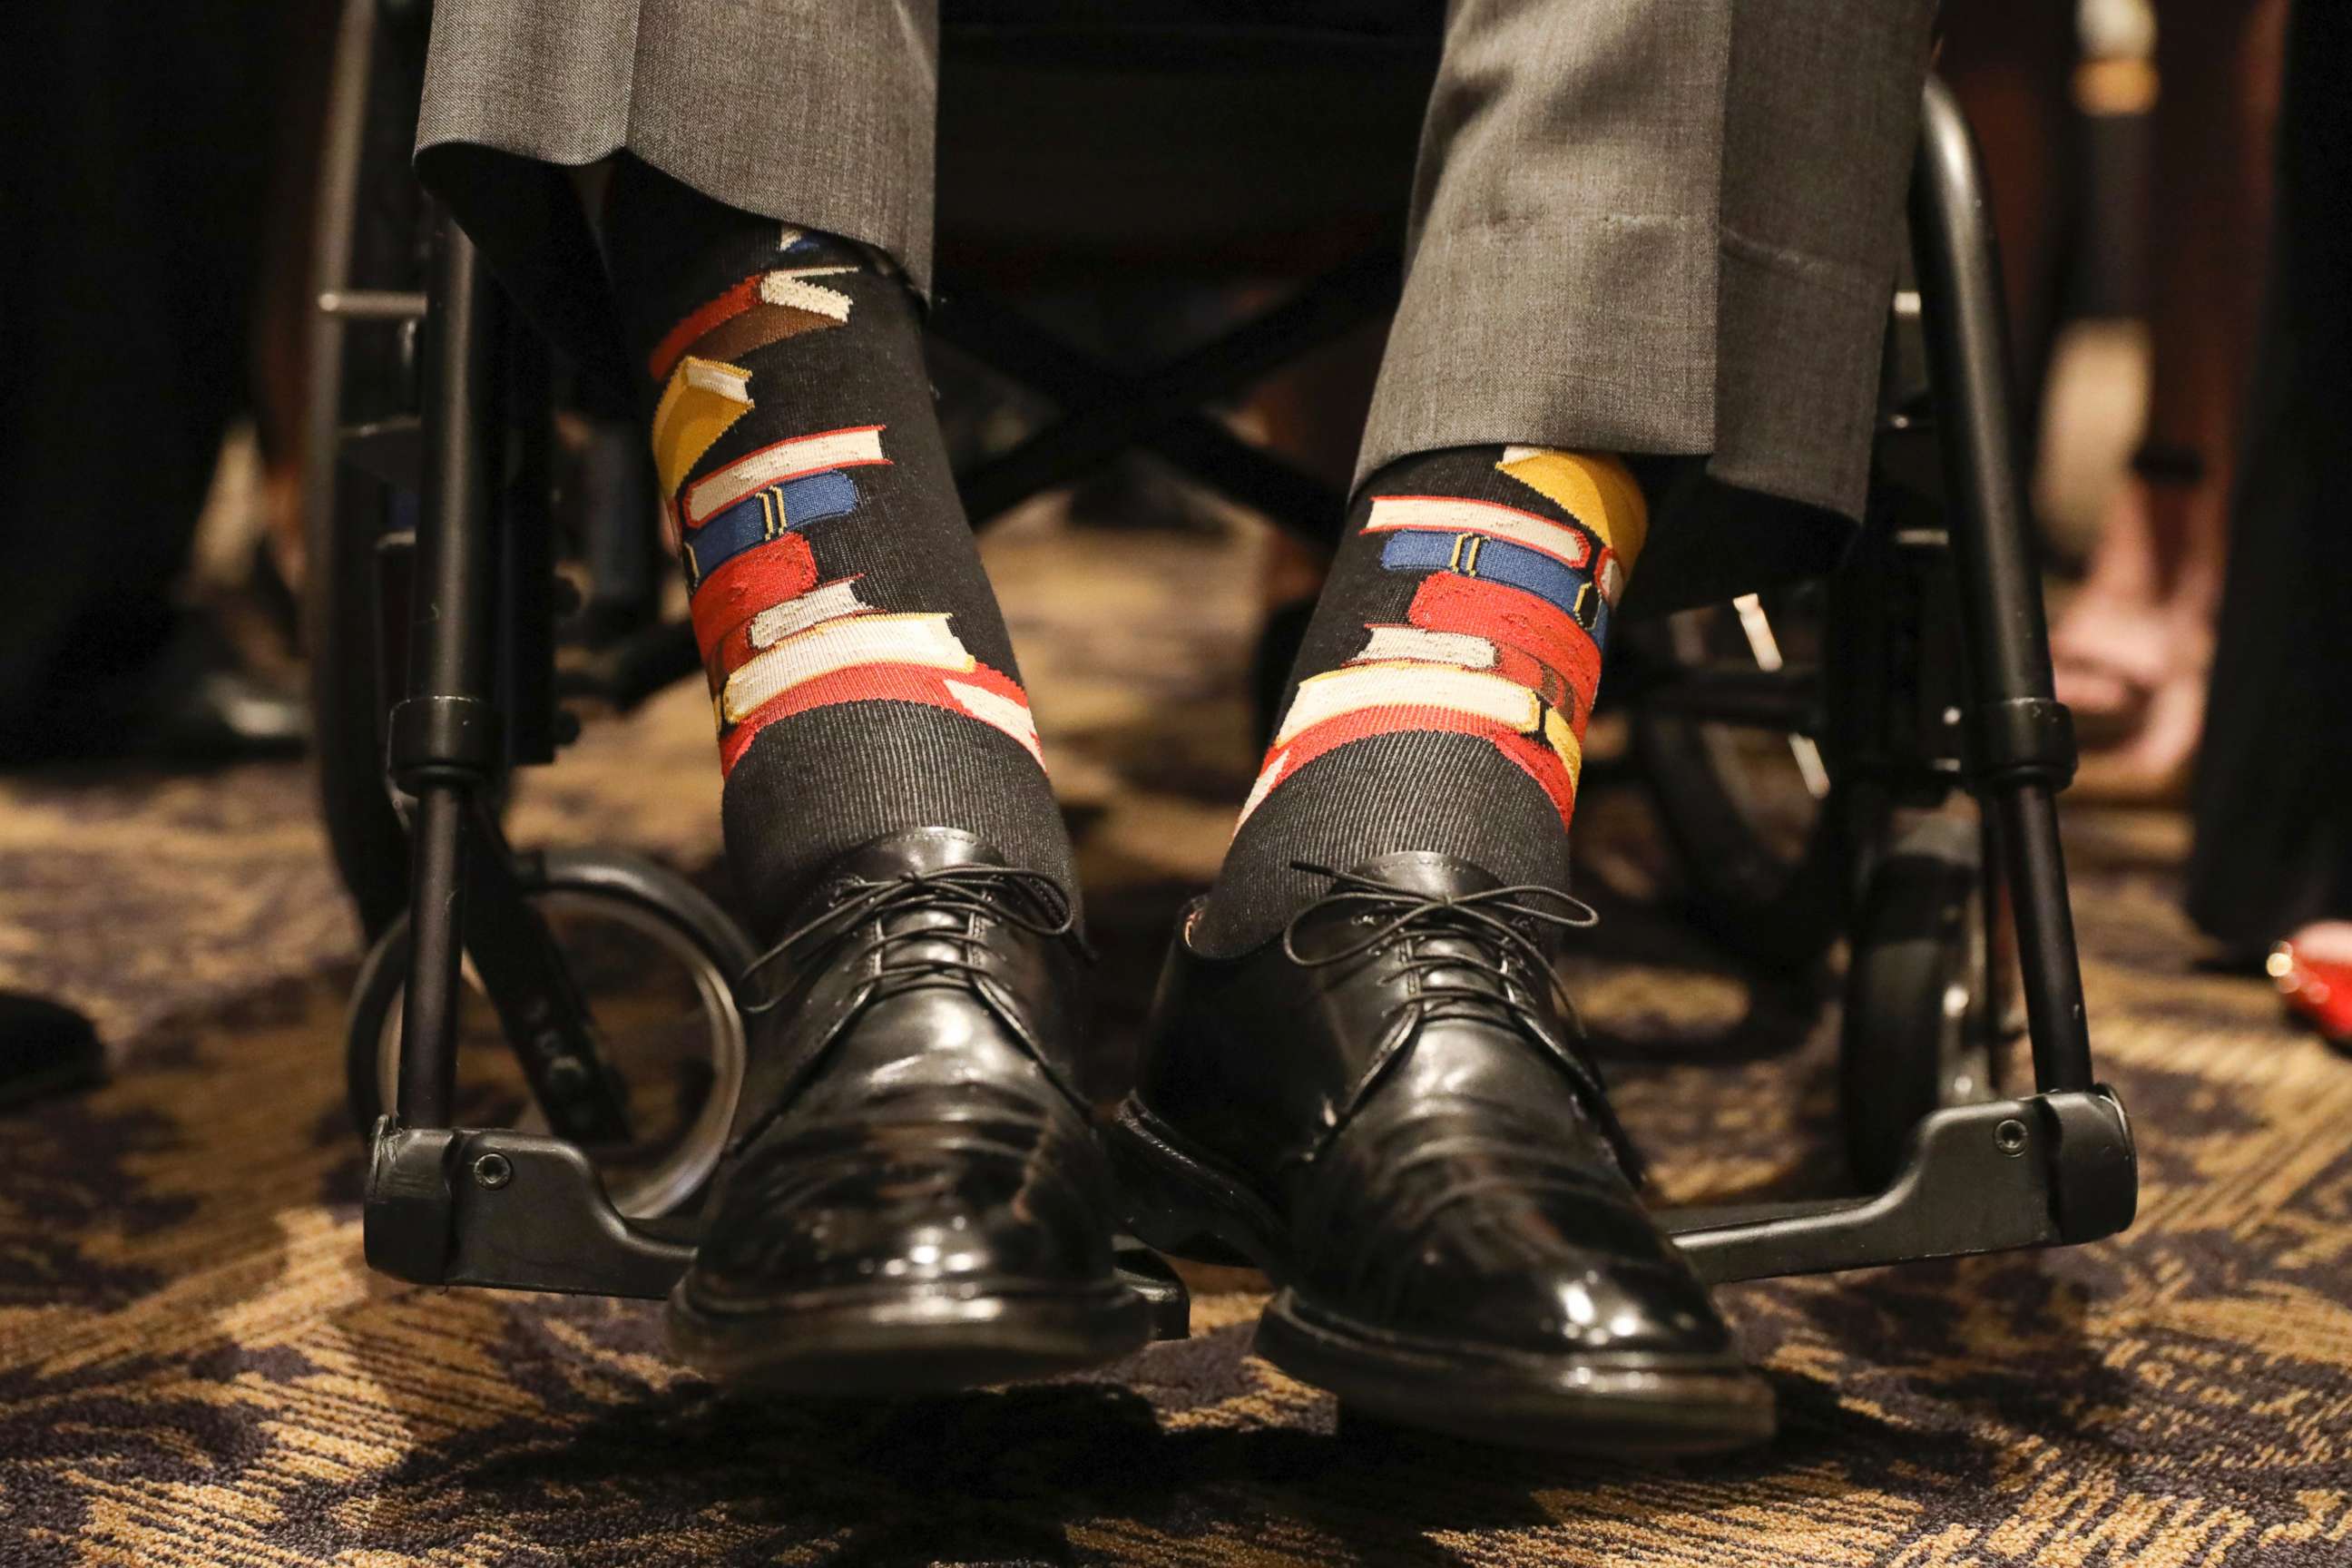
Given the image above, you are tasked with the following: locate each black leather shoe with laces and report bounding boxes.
[669,828,1152,1391]
[1111,851,1773,1454]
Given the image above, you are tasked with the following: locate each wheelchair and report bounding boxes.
[309,1,2135,1336]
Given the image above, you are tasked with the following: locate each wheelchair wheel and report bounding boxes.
[343,850,753,1220]
[1629,586,1847,968]
[1838,812,1999,1190]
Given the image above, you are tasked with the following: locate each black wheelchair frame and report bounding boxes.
[318,0,2134,1333]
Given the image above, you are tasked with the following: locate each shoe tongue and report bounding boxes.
[1280,852,1516,960]
[1336,850,1506,902]
[823,828,1006,885]
[777,829,1016,934]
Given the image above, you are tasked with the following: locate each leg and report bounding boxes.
[413,1,1145,1388]
[601,159,1072,934]
[1122,0,1934,1455]
[1937,0,2081,405]
[2056,0,2288,794]
[0,1,304,764]
[2188,0,2352,1027]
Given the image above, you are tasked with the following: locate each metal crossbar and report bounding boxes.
[936,248,1397,535]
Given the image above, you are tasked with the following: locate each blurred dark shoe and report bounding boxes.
[0,615,306,767]
[0,992,104,1110]
[1113,852,1774,1455]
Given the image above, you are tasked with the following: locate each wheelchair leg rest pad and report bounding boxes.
[1659,1089,2135,1286]
[367,1090,2136,1316]
[365,1121,694,1299]
[363,1120,1195,1339]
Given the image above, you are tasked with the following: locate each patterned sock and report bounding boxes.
[602,159,1073,937]
[1192,444,1648,954]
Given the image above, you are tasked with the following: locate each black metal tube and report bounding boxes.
[1994,793,2088,1083]
[955,248,1396,522]
[499,326,558,766]
[396,215,504,1128]
[1910,83,2053,705]
[408,218,501,712]
[1908,79,2094,1093]
[397,788,467,1127]
[931,279,1349,536]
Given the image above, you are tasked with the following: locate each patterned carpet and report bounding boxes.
[4,511,2350,1565]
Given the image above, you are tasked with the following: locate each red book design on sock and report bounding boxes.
[649,275,764,382]
[646,266,859,384]
[689,534,819,692]
[720,658,1038,775]
[671,411,1045,778]
[699,568,1044,777]
[1238,505,1613,837]
[1396,573,1602,727]
[1246,703,1577,832]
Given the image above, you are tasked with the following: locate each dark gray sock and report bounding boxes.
[1194,443,1644,954]
[603,158,1074,937]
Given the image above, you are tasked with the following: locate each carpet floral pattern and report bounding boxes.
[2,515,2347,1565]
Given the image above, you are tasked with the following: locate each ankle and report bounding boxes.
[1199,443,1643,952]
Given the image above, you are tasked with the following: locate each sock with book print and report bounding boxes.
[602,159,1073,938]
[1192,443,1648,954]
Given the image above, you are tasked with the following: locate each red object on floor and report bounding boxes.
[2269,942,2352,1049]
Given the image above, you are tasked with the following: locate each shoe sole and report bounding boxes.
[1109,1095,1776,1455]
[667,1277,1152,1396]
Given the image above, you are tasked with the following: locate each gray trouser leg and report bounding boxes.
[416,0,1930,523]
[416,0,940,290]
[1360,0,1936,524]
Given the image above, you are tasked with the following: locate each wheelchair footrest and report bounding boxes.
[361,1120,1194,1338]
[1660,1088,2134,1285]
[364,1121,693,1298]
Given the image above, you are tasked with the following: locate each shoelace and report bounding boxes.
[736,864,1084,1017]
[1281,859,1644,1181]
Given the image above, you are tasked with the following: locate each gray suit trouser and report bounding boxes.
[418,1,1933,525]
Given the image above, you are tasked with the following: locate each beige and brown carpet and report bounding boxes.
[3,511,2349,1566]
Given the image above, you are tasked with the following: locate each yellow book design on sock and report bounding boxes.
[1542,706,1584,794]
[652,357,755,500]
[1495,447,1649,576]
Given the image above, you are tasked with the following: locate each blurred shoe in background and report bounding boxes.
[0,991,103,1110]
[0,610,306,768]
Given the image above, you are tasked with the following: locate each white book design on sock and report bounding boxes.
[944,678,1044,762]
[1362,495,1592,569]
[722,612,975,725]
[1597,555,1626,605]
[684,425,887,529]
[1276,662,1583,789]
[722,593,1044,764]
[1352,626,1497,670]
[1235,745,1291,830]
[1275,663,1541,747]
[759,265,858,321]
[747,579,873,651]
[660,356,751,405]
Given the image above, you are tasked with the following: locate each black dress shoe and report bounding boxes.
[0,991,103,1110]
[1111,852,1773,1454]
[0,612,307,768]
[669,828,1151,1392]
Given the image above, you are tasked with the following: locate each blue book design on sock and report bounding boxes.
[685,469,860,589]
[1379,531,1606,642]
